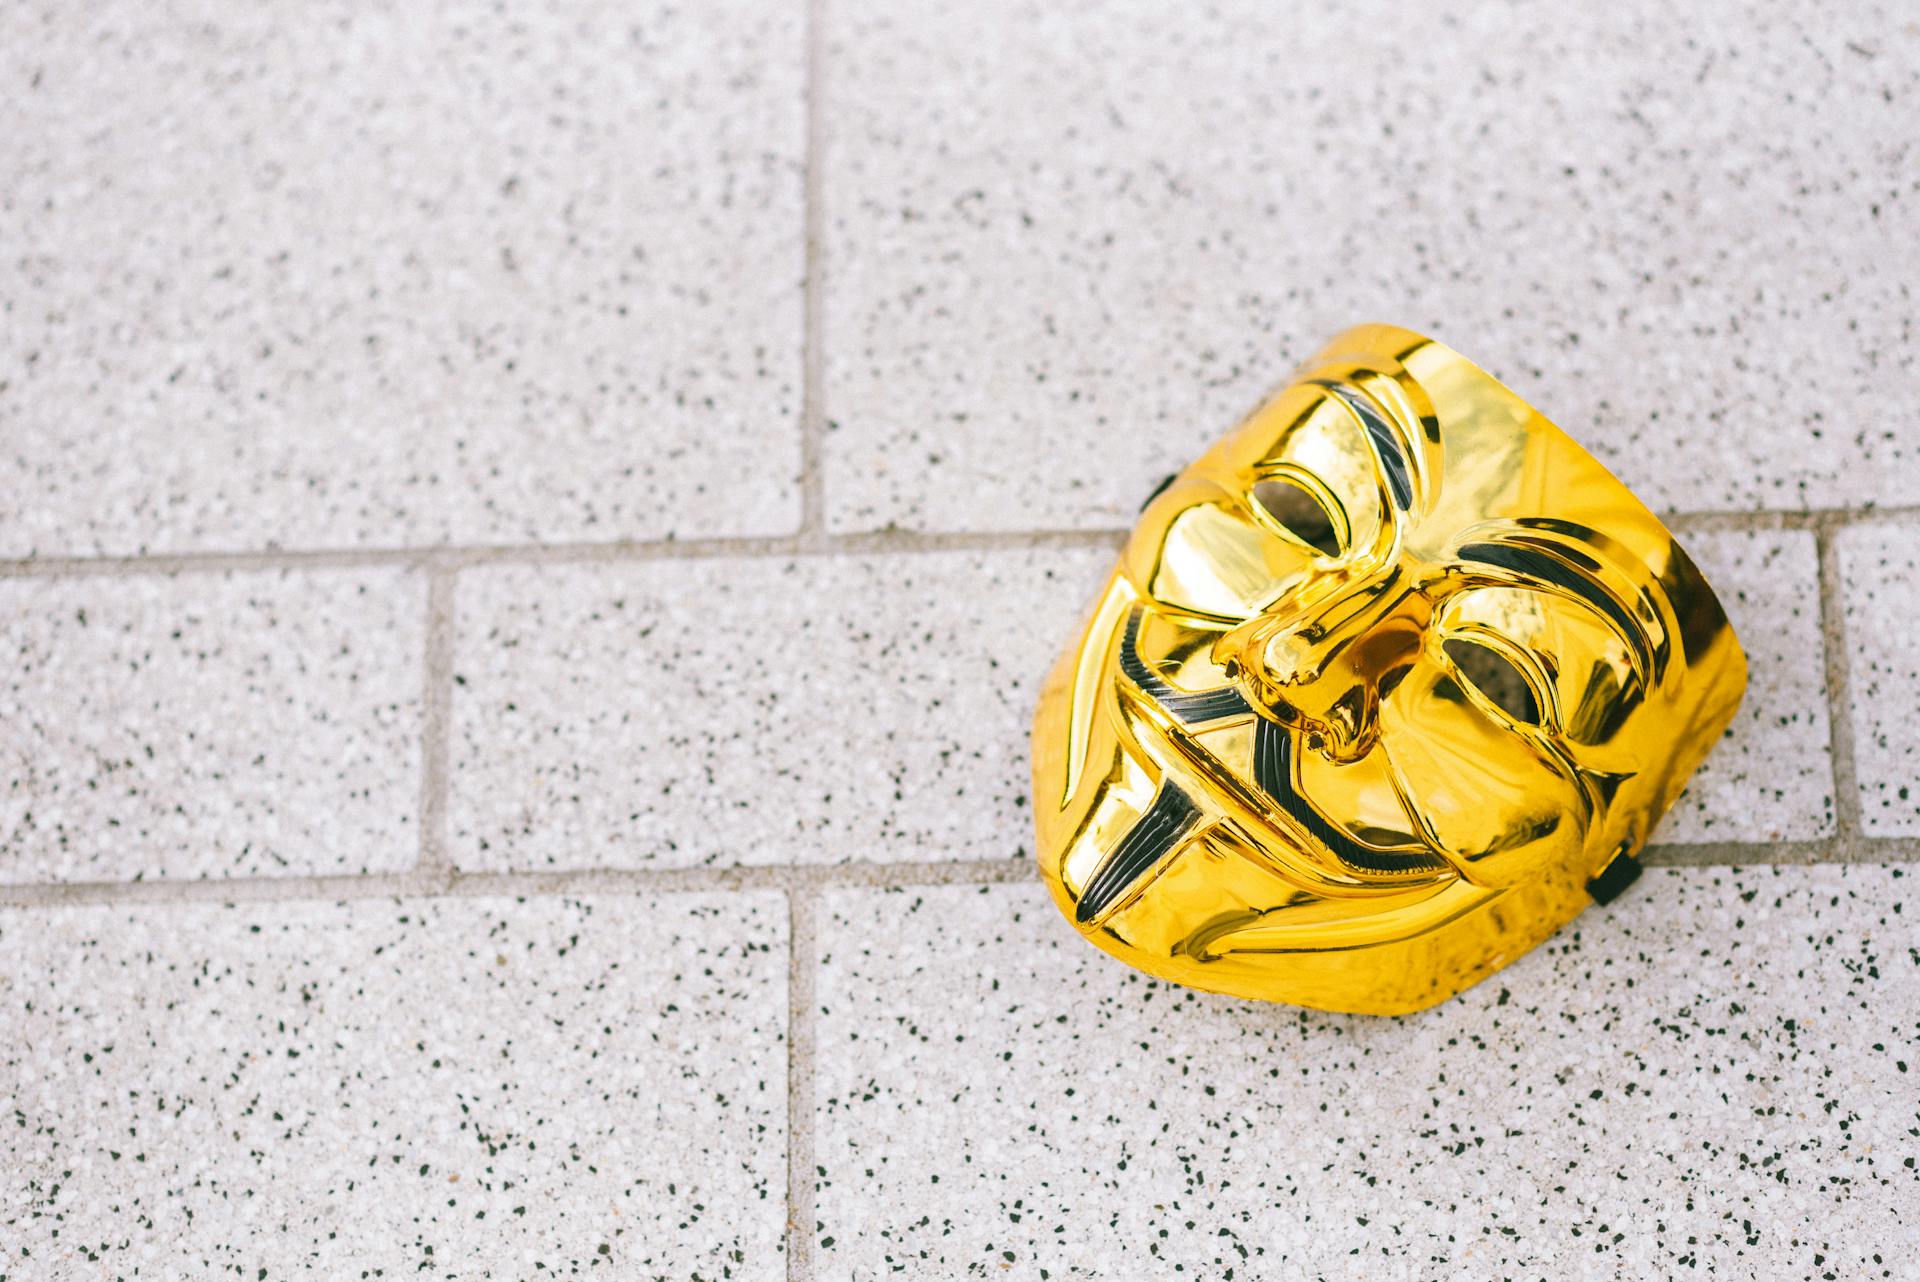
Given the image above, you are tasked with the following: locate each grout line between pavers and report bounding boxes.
[1641,837,1838,866]
[0,838,1914,914]
[787,0,828,1269]
[0,858,1039,911]
[784,886,819,1282]
[789,6,827,1271]
[793,0,829,554]
[1814,519,1866,842]
[5,504,1920,582]
[0,527,1126,580]
[415,567,459,882]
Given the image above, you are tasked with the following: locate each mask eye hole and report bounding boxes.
[1251,477,1341,558]
[1443,638,1541,724]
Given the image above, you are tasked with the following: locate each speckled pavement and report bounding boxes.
[2,2,1916,1279]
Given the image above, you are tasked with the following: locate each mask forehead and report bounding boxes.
[1189,335,1709,695]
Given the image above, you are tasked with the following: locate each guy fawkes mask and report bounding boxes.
[1031,325,1746,1014]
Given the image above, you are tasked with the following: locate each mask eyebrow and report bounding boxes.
[1307,379,1413,511]
[1456,541,1653,675]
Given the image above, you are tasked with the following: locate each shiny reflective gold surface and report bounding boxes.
[1031,325,1747,1015]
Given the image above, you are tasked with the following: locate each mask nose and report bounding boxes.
[1218,564,1429,763]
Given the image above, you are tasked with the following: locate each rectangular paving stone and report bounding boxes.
[823,2,1919,532]
[815,871,1917,1279]
[1838,522,1920,835]
[0,0,803,556]
[1,569,423,883]
[450,547,1113,870]
[0,892,788,1278]
[1657,529,1832,844]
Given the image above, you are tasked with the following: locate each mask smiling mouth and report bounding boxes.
[1077,607,1446,924]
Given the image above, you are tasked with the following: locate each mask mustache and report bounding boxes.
[1077,608,1445,925]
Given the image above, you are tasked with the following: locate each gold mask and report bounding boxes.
[1031,325,1747,1015]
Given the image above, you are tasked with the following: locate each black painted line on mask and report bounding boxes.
[1117,607,1254,724]
[1310,380,1413,512]
[1075,783,1203,924]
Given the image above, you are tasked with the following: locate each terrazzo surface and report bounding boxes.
[0,0,805,555]
[2,1,1916,1279]
[0,893,789,1278]
[448,548,1110,872]
[816,871,1917,1280]
[1839,522,1920,836]
[822,0,1920,532]
[1,569,425,883]
[1658,529,1833,845]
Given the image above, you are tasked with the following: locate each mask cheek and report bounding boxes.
[1124,490,1307,622]
[1377,667,1591,887]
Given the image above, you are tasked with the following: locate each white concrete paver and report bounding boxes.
[0,892,789,1279]
[823,1,1920,532]
[1839,522,1920,835]
[1659,529,1832,844]
[449,548,1110,871]
[0,0,805,555]
[1,569,424,883]
[816,870,1918,1279]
